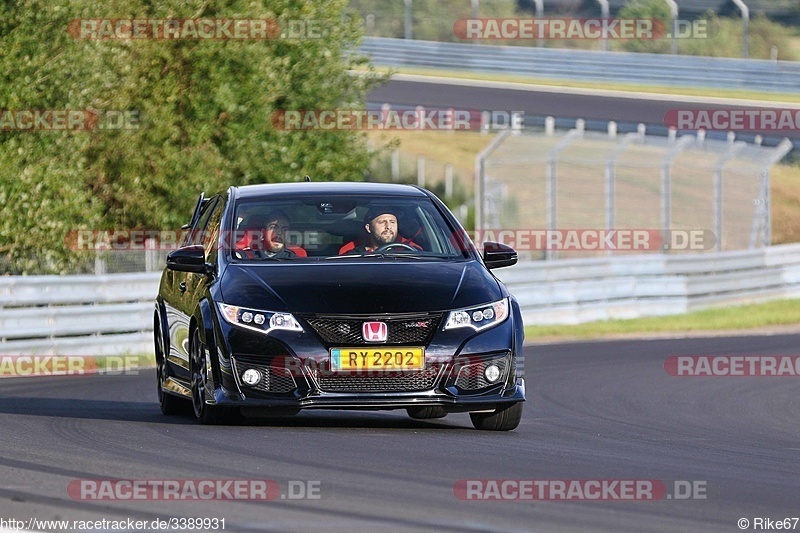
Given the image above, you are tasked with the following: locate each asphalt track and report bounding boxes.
[367,77,800,144]
[2,333,800,532]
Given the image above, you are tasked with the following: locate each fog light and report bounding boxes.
[242,369,262,386]
[484,364,501,383]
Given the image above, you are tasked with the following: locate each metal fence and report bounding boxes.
[476,123,793,260]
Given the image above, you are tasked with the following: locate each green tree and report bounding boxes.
[618,0,673,53]
[0,0,383,273]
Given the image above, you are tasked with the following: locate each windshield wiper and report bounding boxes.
[325,253,387,260]
[324,253,448,261]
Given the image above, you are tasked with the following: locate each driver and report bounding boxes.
[349,207,421,254]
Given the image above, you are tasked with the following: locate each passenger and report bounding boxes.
[236,209,297,259]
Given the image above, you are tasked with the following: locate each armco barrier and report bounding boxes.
[495,243,800,325]
[359,37,800,93]
[1,244,800,355]
[0,273,160,356]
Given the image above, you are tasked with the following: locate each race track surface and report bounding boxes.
[368,78,800,143]
[1,334,799,532]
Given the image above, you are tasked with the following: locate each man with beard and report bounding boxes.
[235,209,298,259]
[348,207,421,254]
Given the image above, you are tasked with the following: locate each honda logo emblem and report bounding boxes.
[362,321,388,343]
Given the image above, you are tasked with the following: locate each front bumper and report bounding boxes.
[212,351,524,413]
[211,379,525,413]
[207,301,526,413]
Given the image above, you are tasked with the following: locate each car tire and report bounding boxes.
[406,406,448,419]
[155,317,191,416]
[470,402,523,431]
[190,328,236,425]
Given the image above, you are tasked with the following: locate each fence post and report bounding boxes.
[445,163,453,199]
[533,0,543,48]
[94,253,106,275]
[668,127,677,143]
[596,0,610,51]
[664,0,679,55]
[545,128,584,260]
[661,135,695,251]
[145,237,156,272]
[749,139,794,247]
[471,0,479,44]
[713,140,747,252]
[608,121,617,139]
[391,149,400,181]
[731,0,750,58]
[545,116,555,136]
[404,0,412,40]
[417,156,425,188]
[474,130,511,232]
[605,132,641,255]
[381,103,391,129]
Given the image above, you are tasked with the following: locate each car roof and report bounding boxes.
[232,181,429,200]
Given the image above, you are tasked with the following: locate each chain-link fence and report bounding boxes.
[476,124,793,260]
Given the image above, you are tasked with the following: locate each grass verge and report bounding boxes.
[524,299,800,342]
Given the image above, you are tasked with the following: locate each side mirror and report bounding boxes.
[482,242,517,269]
[167,245,209,274]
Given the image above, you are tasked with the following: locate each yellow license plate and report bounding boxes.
[330,347,425,372]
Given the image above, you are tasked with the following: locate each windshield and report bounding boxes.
[227,195,473,261]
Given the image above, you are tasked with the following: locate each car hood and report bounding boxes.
[219,260,502,314]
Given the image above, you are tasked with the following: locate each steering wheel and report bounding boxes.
[375,242,417,253]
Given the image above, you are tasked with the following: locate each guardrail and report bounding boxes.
[2,244,799,355]
[0,273,160,356]
[360,37,800,93]
[495,243,800,325]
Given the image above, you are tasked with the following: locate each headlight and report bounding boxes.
[443,299,509,332]
[217,303,303,334]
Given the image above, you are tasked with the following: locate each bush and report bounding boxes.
[0,0,384,273]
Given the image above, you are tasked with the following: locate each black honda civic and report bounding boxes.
[154,182,525,430]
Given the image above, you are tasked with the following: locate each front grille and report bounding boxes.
[455,355,509,391]
[232,356,297,393]
[311,365,441,392]
[304,314,442,345]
